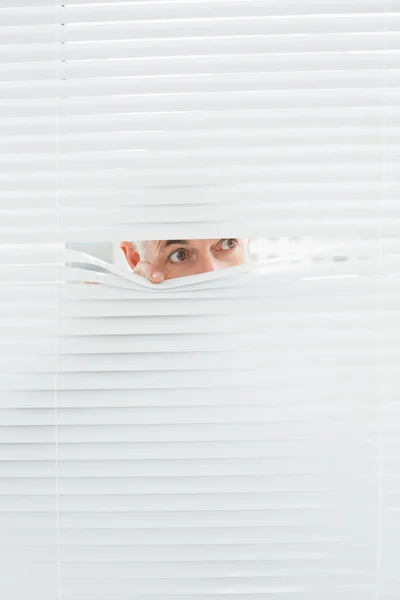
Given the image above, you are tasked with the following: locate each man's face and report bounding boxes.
[121,238,248,281]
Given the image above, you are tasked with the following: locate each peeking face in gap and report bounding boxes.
[120,238,249,283]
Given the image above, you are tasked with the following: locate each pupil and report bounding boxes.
[177,250,186,261]
[228,239,235,248]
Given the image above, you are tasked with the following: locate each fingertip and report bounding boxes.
[151,271,164,283]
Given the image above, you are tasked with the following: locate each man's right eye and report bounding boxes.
[169,249,190,263]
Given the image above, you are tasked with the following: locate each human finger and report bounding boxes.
[133,261,165,284]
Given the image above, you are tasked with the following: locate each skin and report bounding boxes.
[120,238,248,283]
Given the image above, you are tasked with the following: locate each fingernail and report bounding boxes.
[152,271,163,281]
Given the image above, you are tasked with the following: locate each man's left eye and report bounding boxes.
[220,239,238,250]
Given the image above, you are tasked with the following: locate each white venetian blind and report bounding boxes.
[0,0,399,241]
[1,1,400,599]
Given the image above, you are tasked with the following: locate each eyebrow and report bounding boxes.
[162,240,189,248]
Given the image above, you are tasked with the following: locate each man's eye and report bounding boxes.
[220,238,238,250]
[169,249,189,263]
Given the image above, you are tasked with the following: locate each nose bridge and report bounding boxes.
[199,249,220,272]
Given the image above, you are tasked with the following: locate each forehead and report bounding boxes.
[146,239,219,253]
